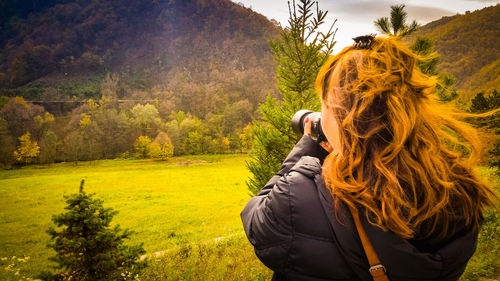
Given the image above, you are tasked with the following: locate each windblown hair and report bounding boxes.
[316,37,497,239]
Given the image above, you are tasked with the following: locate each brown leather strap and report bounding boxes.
[348,206,390,281]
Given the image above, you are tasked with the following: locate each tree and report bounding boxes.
[374,4,419,38]
[176,115,205,155]
[78,113,103,161]
[0,96,44,140]
[229,133,242,153]
[239,124,253,152]
[246,0,337,195]
[182,131,205,155]
[468,89,500,174]
[0,118,15,167]
[0,96,9,108]
[39,130,59,164]
[409,37,458,102]
[470,92,490,113]
[469,90,500,115]
[148,131,174,160]
[410,37,440,75]
[134,136,152,158]
[63,130,85,165]
[76,51,104,72]
[34,112,56,141]
[375,6,457,103]
[220,137,230,153]
[488,137,500,176]
[93,109,134,159]
[8,45,53,86]
[45,180,146,280]
[13,131,40,165]
[100,73,120,109]
[131,104,161,137]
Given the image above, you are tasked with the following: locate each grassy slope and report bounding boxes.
[0,156,498,280]
[0,154,269,279]
[460,167,500,281]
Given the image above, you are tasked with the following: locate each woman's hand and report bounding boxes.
[304,117,333,153]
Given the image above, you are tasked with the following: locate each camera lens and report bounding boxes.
[291,110,325,142]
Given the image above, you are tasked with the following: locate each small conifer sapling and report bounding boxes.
[44,180,146,280]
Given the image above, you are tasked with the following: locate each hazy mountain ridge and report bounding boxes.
[408,4,500,97]
[1,1,499,107]
[0,0,280,117]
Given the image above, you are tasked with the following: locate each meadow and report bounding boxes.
[0,154,272,280]
[0,155,498,280]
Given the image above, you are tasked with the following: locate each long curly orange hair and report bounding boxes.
[316,37,497,239]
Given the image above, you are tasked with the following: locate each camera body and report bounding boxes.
[291,110,326,142]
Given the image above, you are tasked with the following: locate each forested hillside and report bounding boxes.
[407,4,499,98]
[0,0,279,115]
[2,0,499,166]
[0,0,281,165]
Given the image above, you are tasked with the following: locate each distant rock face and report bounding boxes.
[407,4,500,94]
[0,0,280,93]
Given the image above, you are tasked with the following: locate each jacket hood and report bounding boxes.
[290,156,477,281]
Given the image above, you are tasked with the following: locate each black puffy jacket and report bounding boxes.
[241,136,478,281]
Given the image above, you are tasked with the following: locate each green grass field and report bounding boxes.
[0,154,272,280]
[0,155,498,280]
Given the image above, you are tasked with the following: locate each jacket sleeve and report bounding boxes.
[240,135,328,271]
[257,135,329,196]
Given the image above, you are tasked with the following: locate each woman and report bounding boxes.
[241,36,497,281]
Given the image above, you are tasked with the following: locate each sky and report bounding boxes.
[231,0,499,53]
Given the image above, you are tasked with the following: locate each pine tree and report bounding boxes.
[374,4,419,37]
[470,92,490,113]
[488,138,500,176]
[374,6,457,103]
[409,37,458,102]
[246,0,336,195]
[468,89,500,174]
[410,37,440,75]
[45,180,146,281]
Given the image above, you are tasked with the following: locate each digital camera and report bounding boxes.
[291,110,326,142]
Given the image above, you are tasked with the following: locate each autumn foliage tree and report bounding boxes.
[148,131,174,160]
[14,131,40,165]
[134,136,152,158]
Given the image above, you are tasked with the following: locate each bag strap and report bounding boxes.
[348,205,390,281]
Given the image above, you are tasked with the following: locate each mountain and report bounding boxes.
[407,4,500,98]
[0,0,280,117]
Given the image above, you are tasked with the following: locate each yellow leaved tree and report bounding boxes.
[13,131,40,165]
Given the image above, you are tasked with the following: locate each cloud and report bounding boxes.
[405,5,456,22]
[320,1,455,24]
[464,0,499,2]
